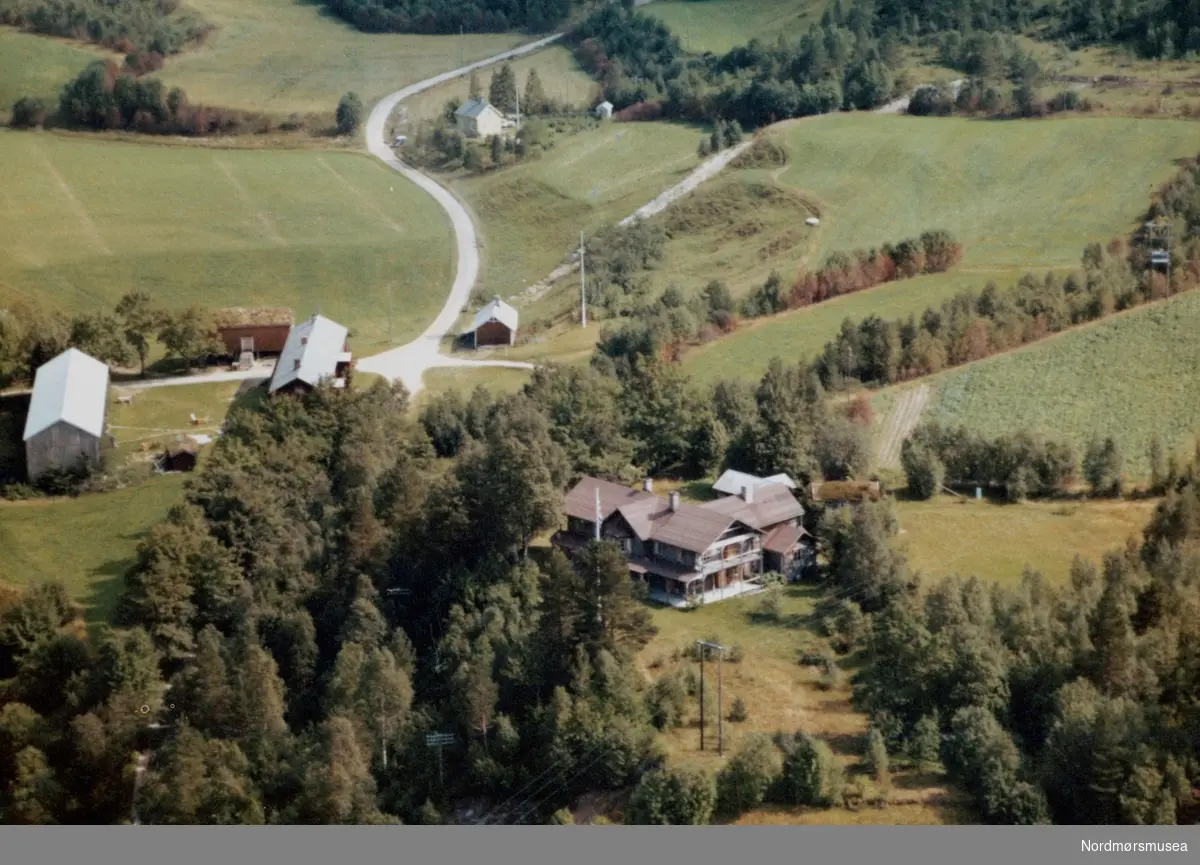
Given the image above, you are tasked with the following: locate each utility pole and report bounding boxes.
[697,640,728,756]
[579,231,587,327]
[426,731,455,790]
[515,80,521,132]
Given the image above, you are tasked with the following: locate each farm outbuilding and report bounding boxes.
[163,443,198,473]
[22,348,109,482]
[455,98,505,139]
[268,314,352,396]
[213,307,294,358]
[595,100,614,120]
[469,297,518,348]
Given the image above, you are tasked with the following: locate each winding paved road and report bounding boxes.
[356,35,564,394]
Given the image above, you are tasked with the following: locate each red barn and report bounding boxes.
[212,307,294,358]
[469,297,518,348]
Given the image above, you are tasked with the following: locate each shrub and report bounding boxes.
[336,92,364,136]
[728,696,748,722]
[626,768,715,824]
[907,714,942,768]
[908,85,954,116]
[865,727,890,792]
[646,670,690,730]
[774,732,844,807]
[10,97,47,129]
[716,735,780,818]
[900,438,945,500]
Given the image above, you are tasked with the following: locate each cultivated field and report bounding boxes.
[0,474,186,623]
[154,0,529,115]
[680,114,1198,384]
[644,0,821,54]
[0,132,454,352]
[885,290,1200,479]
[893,495,1159,587]
[391,45,597,126]
[0,28,111,120]
[455,121,703,302]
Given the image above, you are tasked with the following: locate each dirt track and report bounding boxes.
[875,384,932,469]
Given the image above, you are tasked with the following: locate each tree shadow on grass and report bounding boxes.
[85,555,138,628]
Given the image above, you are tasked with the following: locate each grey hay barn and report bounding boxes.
[468,297,518,348]
[22,348,109,481]
[268,313,352,396]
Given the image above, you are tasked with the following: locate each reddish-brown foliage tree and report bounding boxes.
[845,394,874,426]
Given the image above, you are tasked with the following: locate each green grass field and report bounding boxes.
[0,131,453,352]
[456,121,702,301]
[886,290,1200,478]
[644,0,821,54]
[0,473,186,623]
[416,365,533,410]
[154,0,529,115]
[0,28,112,121]
[392,45,597,126]
[893,495,1158,587]
[680,114,1198,384]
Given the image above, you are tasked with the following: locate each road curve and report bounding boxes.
[357,34,562,394]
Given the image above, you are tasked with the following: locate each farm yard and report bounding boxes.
[153,0,528,116]
[679,114,1198,384]
[0,131,454,353]
[878,289,1200,479]
[389,45,597,126]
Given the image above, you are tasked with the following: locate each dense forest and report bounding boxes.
[0,351,877,823]
[318,0,570,35]
[833,474,1200,824]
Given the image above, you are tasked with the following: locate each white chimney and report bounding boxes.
[643,478,654,493]
[668,491,680,512]
[742,485,754,503]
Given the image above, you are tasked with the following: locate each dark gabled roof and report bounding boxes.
[764,523,807,555]
[562,477,759,555]
[563,477,655,524]
[456,98,498,119]
[700,483,804,530]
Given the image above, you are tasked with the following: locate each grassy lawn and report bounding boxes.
[638,584,968,823]
[391,45,597,127]
[456,121,702,303]
[893,495,1158,587]
[880,290,1200,478]
[644,0,823,54]
[416,365,532,409]
[0,131,454,353]
[679,114,1198,384]
[0,473,186,623]
[0,28,112,121]
[156,0,529,116]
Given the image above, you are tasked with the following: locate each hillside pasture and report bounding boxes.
[638,584,968,824]
[679,114,1198,384]
[644,0,822,54]
[893,495,1158,587]
[0,473,186,623]
[0,132,453,352]
[0,28,112,122]
[155,0,529,115]
[889,290,1200,479]
[456,121,702,302]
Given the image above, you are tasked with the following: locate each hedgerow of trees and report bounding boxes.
[317,0,571,35]
[0,0,212,55]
